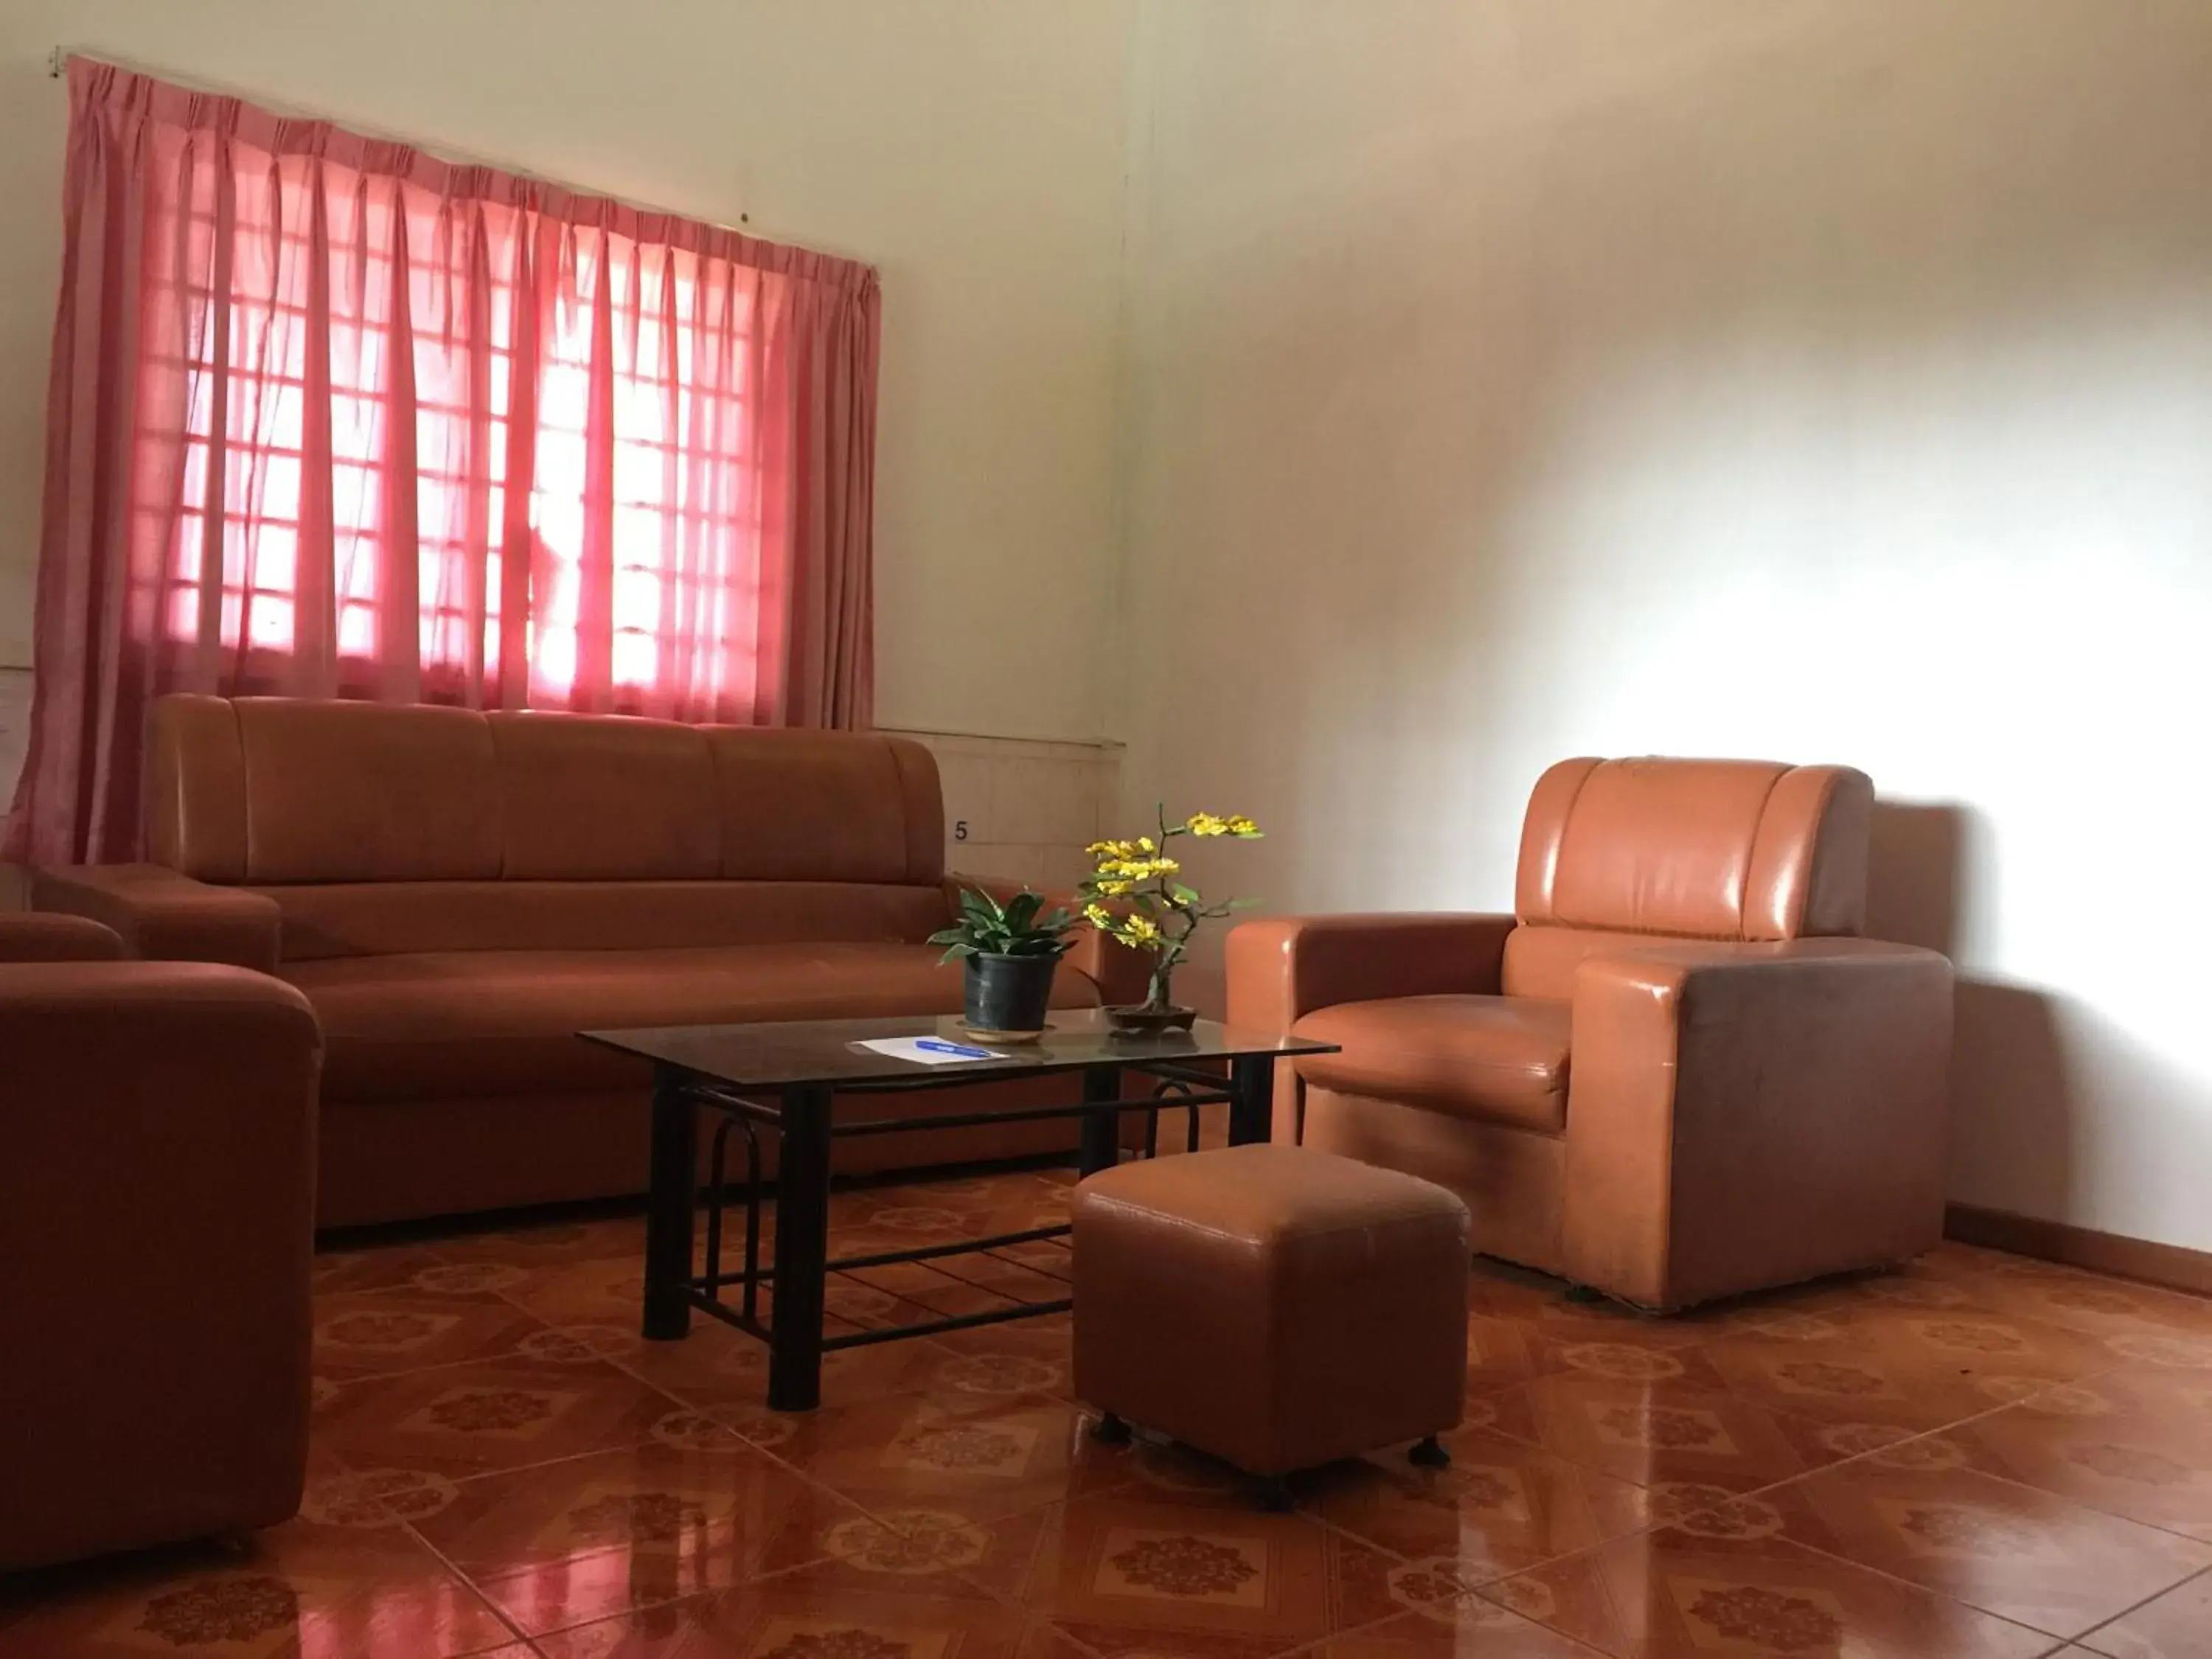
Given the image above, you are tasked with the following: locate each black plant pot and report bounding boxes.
[964,952,1058,1037]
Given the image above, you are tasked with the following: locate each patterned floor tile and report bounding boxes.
[1475,1520,2059,1658]
[1489,1372,1851,1494]
[1302,1602,1604,1659]
[1463,1313,1554,1397]
[414,1438,843,1634]
[1851,1306,2122,1387]
[313,1292,550,1378]
[1935,1398,2212,1540]
[498,1255,658,1329]
[1756,1457,2212,1638]
[740,1507,1032,1607]
[315,1355,675,1480]
[613,1316,949,1426]
[759,1389,1138,1522]
[312,1242,477,1297]
[979,1488,1405,1658]
[0,1467,519,1658]
[431,1213,653,1267]
[922,1316,1079,1402]
[2073,1565,2212,1658]
[1298,1427,1653,1578]
[1695,1324,2006,1433]
[1952,1265,2212,1346]
[532,1579,1078,1659]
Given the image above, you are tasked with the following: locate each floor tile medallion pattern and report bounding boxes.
[7,1164,2212,1658]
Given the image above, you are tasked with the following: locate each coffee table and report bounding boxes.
[582,1009,1338,1410]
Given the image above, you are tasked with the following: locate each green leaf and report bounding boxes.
[938,942,979,963]
[1004,891,1043,931]
[1169,883,1203,908]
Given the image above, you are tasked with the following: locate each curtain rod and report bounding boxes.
[41,46,773,237]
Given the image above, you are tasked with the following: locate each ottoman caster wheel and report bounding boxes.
[1253,1476,1295,1513]
[1408,1435,1451,1470]
[1091,1412,1133,1446]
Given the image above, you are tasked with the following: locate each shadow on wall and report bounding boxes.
[1866,799,2071,1222]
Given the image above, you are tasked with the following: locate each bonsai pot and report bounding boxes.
[964,952,1058,1037]
[1105,1003,1198,1036]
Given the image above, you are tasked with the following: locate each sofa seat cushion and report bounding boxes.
[1290,994,1571,1133]
[289,945,1102,1103]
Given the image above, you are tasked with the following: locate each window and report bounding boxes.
[12,58,877,865]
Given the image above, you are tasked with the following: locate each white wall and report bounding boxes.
[0,0,1133,742]
[1116,0,2212,1251]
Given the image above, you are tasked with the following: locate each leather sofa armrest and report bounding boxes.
[945,873,1152,1009]
[1564,936,1955,1310]
[0,962,321,1569]
[1223,913,1518,1034]
[0,912,125,962]
[30,864,282,973]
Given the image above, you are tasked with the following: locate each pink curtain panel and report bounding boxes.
[7,59,880,864]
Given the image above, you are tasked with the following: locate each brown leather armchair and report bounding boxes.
[1226,757,1954,1312]
[0,911,323,1569]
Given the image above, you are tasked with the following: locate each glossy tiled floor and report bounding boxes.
[8,1163,2212,1659]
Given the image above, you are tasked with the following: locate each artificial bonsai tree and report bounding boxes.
[1079,807,1262,1031]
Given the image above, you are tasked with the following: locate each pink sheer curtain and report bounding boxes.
[7,60,878,864]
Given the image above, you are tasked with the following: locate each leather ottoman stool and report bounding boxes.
[1071,1142,1472,1505]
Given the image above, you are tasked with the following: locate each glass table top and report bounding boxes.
[580,1006,1336,1090]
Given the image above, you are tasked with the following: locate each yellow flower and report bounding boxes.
[1137,835,1156,855]
[1117,913,1164,947]
[1102,856,1178,881]
[1186,811,1230,837]
[1092,879,1133,897]
[1225,814,1261,837]
[1083,902,1116,930]
[1085,838,1141,861]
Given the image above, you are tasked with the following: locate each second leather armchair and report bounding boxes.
[1225,756,1954,1312]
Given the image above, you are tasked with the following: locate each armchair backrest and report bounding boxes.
[1504,757,1872,998]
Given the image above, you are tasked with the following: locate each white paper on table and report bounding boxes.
[849,1035,1009,1065]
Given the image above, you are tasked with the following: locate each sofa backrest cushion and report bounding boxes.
[1513,756,1871,944]
[255,880,951,960]
[709,728,939,885]
[489,714,720,880]
[147,695,944,889]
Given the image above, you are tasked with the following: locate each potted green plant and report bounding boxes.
[929,888,1079,1039]
[1080,807,1263,1034]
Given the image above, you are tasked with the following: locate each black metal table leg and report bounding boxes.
[1078,1064,1121,1176]
[1229,1054,1276,1147]
[768,1082,833,1411]
[643,1067,696,1340]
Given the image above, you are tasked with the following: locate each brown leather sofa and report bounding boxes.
[35,695,1144,1227]
[0,911,321,1570]
[1226,757,1955,1311]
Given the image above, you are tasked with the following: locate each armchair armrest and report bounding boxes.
[944,873,1152,1009]
[0,962,321,1568]
[0,912,124,962]
[1224,912,1519,1034]
[1565,936,1954,1310]
[30,864,281,973]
